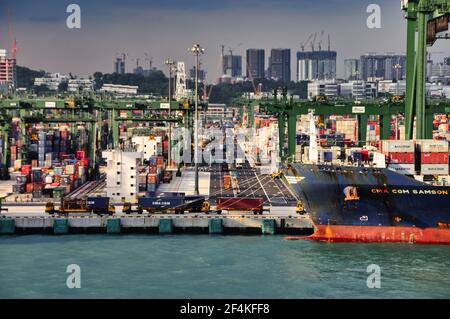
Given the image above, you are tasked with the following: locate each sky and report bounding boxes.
[2,0,449,81]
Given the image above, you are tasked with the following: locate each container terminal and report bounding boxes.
[0,1,450,242]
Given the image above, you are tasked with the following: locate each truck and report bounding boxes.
[46,197,115,215]
[0,196,8,214]
[223,175,232,190]
[235,158,244,169]
[123,195,210,214]
[216,197,265,215]
[162,170,173,183]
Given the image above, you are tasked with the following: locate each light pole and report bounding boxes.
[393,63,402,96]
[165,58,176,168]
[189,44,205,196]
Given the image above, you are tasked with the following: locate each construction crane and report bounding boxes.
[144,53,153,70]
[7,10,17,60]
[228,43,243,59]
[317,30,325,51]
[300,33,313,52]
[310,32,317,51]
[245,58,258,96]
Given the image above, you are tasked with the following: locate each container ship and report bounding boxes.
[286,163,450,244]
[283,114,450,244]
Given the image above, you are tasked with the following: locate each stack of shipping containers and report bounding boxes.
[381,140,415,175]
[10,125,89,199]
[416,140,449,176]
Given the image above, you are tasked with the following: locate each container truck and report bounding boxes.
[46,197,115,215]
[216,197,265,215]
[123,195,210,214]
[223,175,232,190]
[0,196,8,214]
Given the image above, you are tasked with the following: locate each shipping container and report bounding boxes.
[416,140,448,153]
[420,164,449,175]
[86,197,110,212]
[223,175,231,189]
[387,163,415,175]
[216,197,264,213]
[138,197,185,211]
[420,152,449,165]
[381,140,415,153]
[387,152,415,164]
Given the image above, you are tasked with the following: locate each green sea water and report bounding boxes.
[1,235,449,299]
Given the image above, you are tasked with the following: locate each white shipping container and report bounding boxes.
[14,160,22,170]
[373,152,386,168]
[65,164,75,175]
[420,164,449,175]
[382,140,415,153]
[388,163,415,175]
[415,140,449,153]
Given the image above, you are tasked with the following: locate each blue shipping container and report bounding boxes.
[87,197,110,210]
[138,197,185,210]
[323,151,333,162]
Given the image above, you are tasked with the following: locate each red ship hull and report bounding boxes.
[286,225,450,245]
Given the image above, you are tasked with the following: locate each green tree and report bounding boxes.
[58,81,68,92]
[16,65,46,89]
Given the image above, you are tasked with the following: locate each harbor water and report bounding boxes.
[1,235,450,299]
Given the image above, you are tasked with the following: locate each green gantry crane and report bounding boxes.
[0,95,208,177]
[403,0,450,139]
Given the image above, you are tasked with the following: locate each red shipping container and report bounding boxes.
[76,151,86,160]
[157,156,164,165]
[387,152,415,164]
[26,183,33,193]
[421,152,449,164]
[147,174,157,184]
[361,150,370,162]
[21,165,31,175]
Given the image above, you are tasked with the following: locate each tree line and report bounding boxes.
[16,65,308,104]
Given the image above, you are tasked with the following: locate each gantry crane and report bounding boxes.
[0,96,207,177]
[402,0,450,139]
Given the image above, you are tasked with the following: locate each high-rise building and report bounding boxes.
[360,54,406,81]
[297,50,336,81]
[222,55,242,78]
[246,49,265,79]
[0,49,16,90]
[114,56,126,74]
[344,59,360,80]
[189,66,206,81]
[269,49,291,82]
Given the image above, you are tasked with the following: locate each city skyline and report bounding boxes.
[3,0,450,81]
